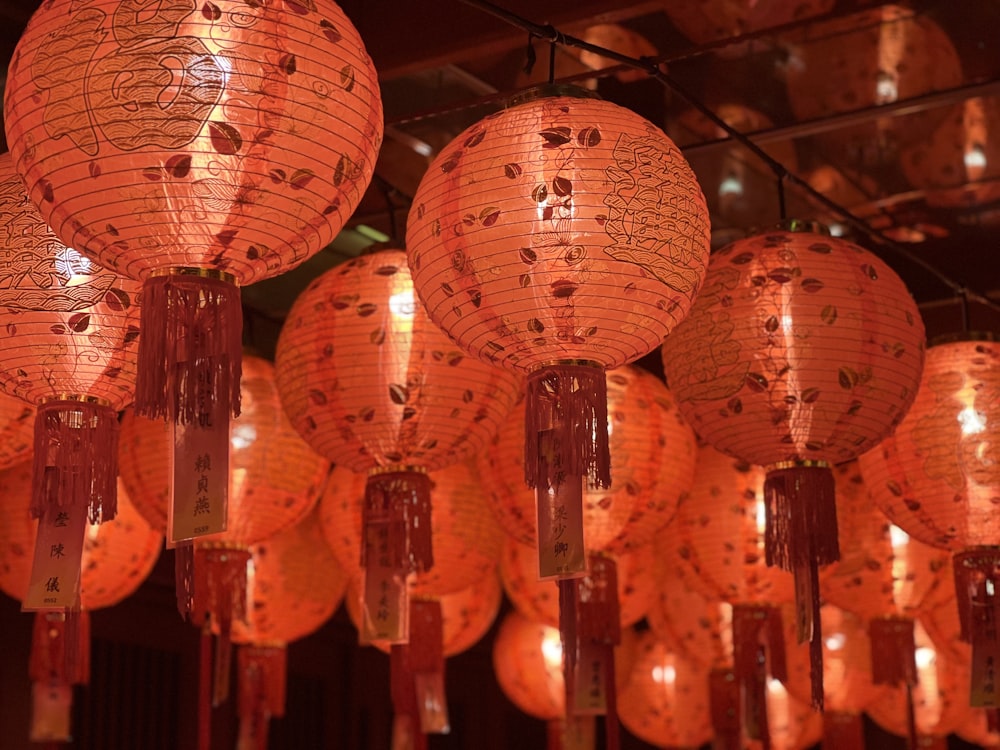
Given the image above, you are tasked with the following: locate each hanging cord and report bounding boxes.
[454,0,1000,316]
[548,41,557,84]
[776,172,788,223]
[523,32,537,76]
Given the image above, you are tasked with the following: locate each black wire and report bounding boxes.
[776,174,787,222]
[548,41,556,84]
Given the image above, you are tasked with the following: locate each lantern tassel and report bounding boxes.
[764,462,837,710]
[905,683,918,750]
[32,400,119,523]
[954,547,1000,707]
[409,600,449,734]
[708,668,741,750]
[237,645,288,750]
[198,624,212,750]
[362,469,433,574]
[525,363,610,489]
[175,542,196,619]
[29,610,91,687]
[390,643,430,750]
[733,604,785,746]
[868,616,917,686]
[822,711,865,750]
[546,718,596,750]
[559,578,578,716]
[136,271,242,423]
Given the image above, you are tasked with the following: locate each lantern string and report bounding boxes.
[453,0,1000,316]
[776,173,787,223]
[522,33,538,76]
[547,41,557,85]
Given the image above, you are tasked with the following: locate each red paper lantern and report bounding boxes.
[276,248,519,641]
[481,363,697,556]
[0,152,142,613]
[859,336,1000,706]
[4,0,382,539]
[617,632,713,749]
[406,87,710,581]
[754,679,823,750]
[0,392,34,472]
[662,222,925,706]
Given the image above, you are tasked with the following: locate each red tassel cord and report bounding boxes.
[408,600,449,734]
[733,604,786,749]
[191,545,252,707]
[954,547,1000,707]
[237,645,288,750]
[547,718,596,750]
[905,682,919,750]
[709,668,741,750]
[822,711,865,750]
[175,541,196,619]
[390,644,429,750]
[198,624,212,750]
[559,578,579,717]
[32,399,119,523]
[136,271,242,423]
[29,611,90,743]
[868,616,917,687]
[764,461,838,710]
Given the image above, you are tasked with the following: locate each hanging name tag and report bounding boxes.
[536,427,586,579]
[971,600,1000,707]
[30,682,72,742]
[169,417,228,544]
[361,523,408,644]
[572,641,611,715]
[24,503,87,611]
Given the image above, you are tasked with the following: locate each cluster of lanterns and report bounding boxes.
[0,1,995,749]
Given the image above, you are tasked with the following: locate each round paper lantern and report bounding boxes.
[755,678,823,750]
[0,392,34,472]
[493,611,565,722]
[859,336,1000,705]
[617,631,713,749]
[957,709,1000,748]
[4,0,383,449]
[406,86,710,580]
[276,247,519,641]
[319,459,504,599]
[499,537,655,630]
[481,364,696,555]
[662,222,925,706]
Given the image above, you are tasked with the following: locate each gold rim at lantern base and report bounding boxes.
[40,394,112,409]
[528,359,604,374]
[765,459,830,472]
[368,464,428,478]
[148,266,238,286]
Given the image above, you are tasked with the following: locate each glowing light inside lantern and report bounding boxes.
[755,497,767,538]
[824,632,846,651]
[231,424,257,451]
[915,645,935,670]
[389,289,416,319]
[889,525,910,549]
[54,247,93,287]
[541,627,563,670]
[652,663,676,684]
[719,176,743,197]
[958,406,987,436]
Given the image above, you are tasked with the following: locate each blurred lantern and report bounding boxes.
[820,460,953,690]
[481,364,697,555]
[957,709,1000,748]
[0,460,161,741]
[499,537,655,631]
[670,443,794,742]
[784,5,962,172]
[406,86,709,583]
[4,0,382,546]
[0,391,34,471]
[617,631,713,749]
[859,336,1000,707]
[0,152,141,613]
[867,619,972,748]
[901,96,1000,210]
[276,248,519,644]
[755,678,823,750]
[662,222,925,707]
[669,104,799,236]
[232,512,349,750]
[346,572,503,744]
[119,354,327,706]
[575,25,658,85]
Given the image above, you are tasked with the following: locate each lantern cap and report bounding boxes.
[765,459,830,472]
[528,358,604,374]
[767,219,831,236]
[39,394,113,408]
[507,83,602,108]
[148,266,238,286]
[928,331,996,348]
[368,464,429,478]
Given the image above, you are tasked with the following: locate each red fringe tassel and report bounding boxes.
[709,668,741,750]
[823,711,864,750]
[175,542,196,619]
[136,272,242,423]
[32,400,118,523]
[764,462,838,710]
[546,718,596,750]
[524,364,610,490]
[198,624,212,750]
[408,600,448,734]
[953,547,1000,707]
[236,645,288,750]
[29,610,91,686]
[362,469,433,574]
[868,616,917,686]
[733,604,785,747]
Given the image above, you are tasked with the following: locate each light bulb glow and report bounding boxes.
[389,289,416,319]
[958,405,987,436]
[825,632,846,651]
[652,663,676,684]
[541,628,563,670]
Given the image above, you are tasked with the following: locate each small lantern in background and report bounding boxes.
[0,391,34,472]
[859,336,1000,707]
[276,248,519,643]
[662,221,925,707]
[4,0,383,546]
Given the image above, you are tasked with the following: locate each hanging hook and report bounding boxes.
[548,40,557,84]
[522,32,538,76]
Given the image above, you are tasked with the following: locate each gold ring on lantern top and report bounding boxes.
[766,459,830,472]
[506,83,603,108]
[368,464,429,478]
[928,331,996,347]
[760,219,832,237]
[40,394,113,408]
[195,541,252,554]
[149,266,238,286]
[528,359,604,374]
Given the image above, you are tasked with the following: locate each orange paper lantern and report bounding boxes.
[662,222,925,706]
[859,336,1000,706]
[0,391,34,472]
[617,631,713,749]
[753,678,823,750]
[481,364,696,555]
[406,87,710,580]
[0,152,142,612]
[4,0,383,451]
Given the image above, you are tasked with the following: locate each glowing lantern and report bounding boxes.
[232,512,349,750]
[756,678,823,750]
[957,709,1000,748]
[820,460,953,689]
[0,152,141,613]
[0,460,162,741]
[859,336,1000,706]
[616,631,713,749]
[499,537,655,630]
[481,364,696,555]
[276,248,519,643]
[406,86,710,583]
[0,392,34,471]
[4,0,383,547]
[662,222,925,707]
